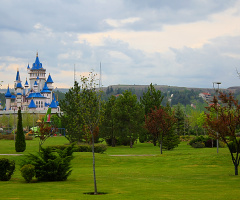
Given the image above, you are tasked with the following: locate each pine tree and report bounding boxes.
[15,107,26,152]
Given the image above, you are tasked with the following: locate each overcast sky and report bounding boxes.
[0,0,240,89]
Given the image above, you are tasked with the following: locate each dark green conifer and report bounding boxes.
[15,107,26,152]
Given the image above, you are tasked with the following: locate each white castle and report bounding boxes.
[3,53,60,113]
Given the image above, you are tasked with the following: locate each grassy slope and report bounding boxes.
[0,137,240,200]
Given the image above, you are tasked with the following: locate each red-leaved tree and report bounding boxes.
[205,92,240,175]
[145,106,176,154]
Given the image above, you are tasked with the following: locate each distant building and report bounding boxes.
[2,53,60,114]
[199,92,211,102]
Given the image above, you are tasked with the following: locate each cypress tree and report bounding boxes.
[15,107,26,152]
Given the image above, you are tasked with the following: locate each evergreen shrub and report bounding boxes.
[20,164,35,182]
[21,145,74,181]
[48,143,107,153]
[0,158,15,181]
[15,108,26,152]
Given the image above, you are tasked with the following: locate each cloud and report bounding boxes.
[0,0,240,90]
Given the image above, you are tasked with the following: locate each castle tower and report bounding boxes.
[46,73,54,101]
[33,80,38,92]
[28,52,46,92]
[16,82,23,108]
[5,85,12,110]
[24,78,29,95]
[41,82,51,104]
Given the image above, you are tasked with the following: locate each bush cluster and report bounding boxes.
[48,143,107,154]
[0,134,33,140]
[0,158,15,181]
[20,145,74,181]
[189,135,218,148]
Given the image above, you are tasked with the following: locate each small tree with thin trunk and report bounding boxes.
[80,72,102,195]
[15,107,26,152]
[145,106,176,154]
[205,92,240,175]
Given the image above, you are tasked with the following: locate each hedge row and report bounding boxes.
[0,134,33,140]
[48,143,107,154]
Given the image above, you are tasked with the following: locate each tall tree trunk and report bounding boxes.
[153,137,157,146]
[130,137,133,148]
[235,162,238,176]
[111,137,116,147]
[91,131,98,195]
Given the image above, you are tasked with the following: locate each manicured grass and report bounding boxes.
[0,137,240,200]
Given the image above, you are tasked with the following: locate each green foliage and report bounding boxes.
[60,81,84,143]
[174,104,185,135]
[189,135,220,148]
[0,158,15,181]
[140,83,164,115]
[20,164,35,183]
[114,90,145,148]
[228,138,240,153]
[48,143,107,154]
[15,108,26,152]
[0,134,33,140]
[100,95,118,147]
[162,131,180,150]
[191,142,205,148]
[21,145,74,181]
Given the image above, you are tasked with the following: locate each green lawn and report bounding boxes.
[0,137,240,200]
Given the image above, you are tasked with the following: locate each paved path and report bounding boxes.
[109,154,156,156]
[0,154,23,156]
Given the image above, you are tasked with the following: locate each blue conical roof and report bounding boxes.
[41,82,51,93]
[31,53,43,70]
[25,79,29,86]
[16,82,23,88]
[49,100,58,108]
[27,92,45,99]
[34,80,38,86]
[16,70,20,81]
[46,73,53,83]
[52,92,56,101]
[28,99,37,108]
[5,86,12,98]
[27,64,30,69]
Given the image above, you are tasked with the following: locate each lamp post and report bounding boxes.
[213,82,221,153]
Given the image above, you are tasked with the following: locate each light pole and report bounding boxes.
[213,82,221,153]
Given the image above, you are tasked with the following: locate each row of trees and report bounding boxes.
[0,112,40,131]
[60,82,180,152]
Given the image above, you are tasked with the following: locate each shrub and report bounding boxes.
[20,164,35,183]
[21,145,74,181]
[162,132,180,150]
[0,158,15,181]
[48,143,107,154]
[0,134,33,140]
[191,142,205,148]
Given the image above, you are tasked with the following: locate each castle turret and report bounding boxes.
[29,52,46,91]
[16,82,23,108]
[24,78,29,95]
[28,99,37,110]
[5,85,12,110]
[33,80,38,92]
[41,82,51,104]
